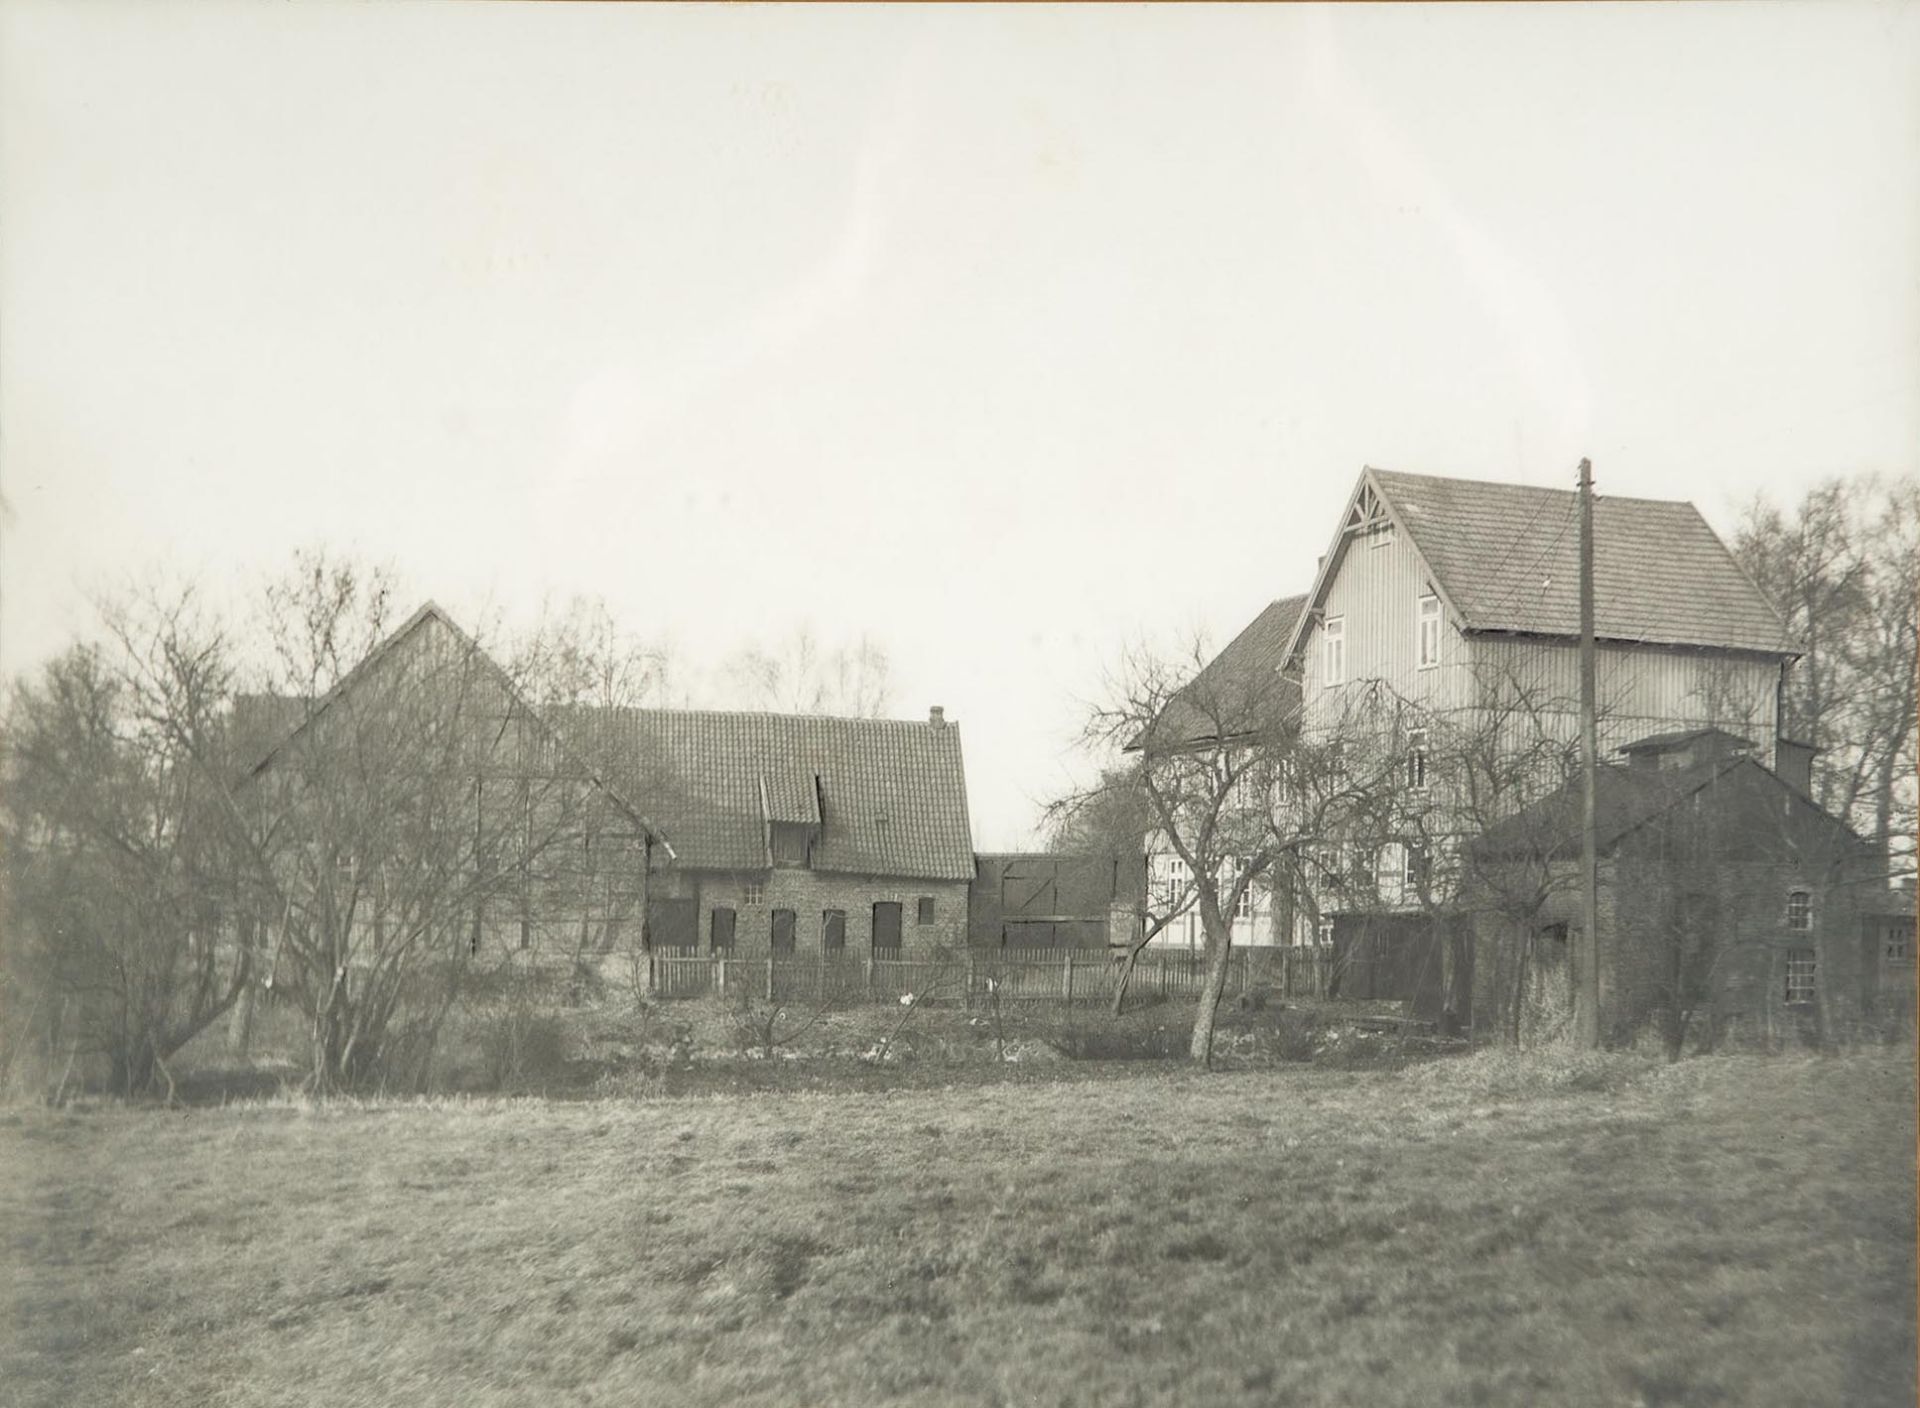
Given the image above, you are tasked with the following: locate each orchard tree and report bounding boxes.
[1065,635,1300,1067]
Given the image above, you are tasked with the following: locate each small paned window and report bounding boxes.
[1407,729,1430,791]
[1886,929,1911,962]
[1784,948,1817,1005]
[1323,617,1346,686]
[1316,915,1336,947]
[916,896,935,925]
[743,881,765,907]
[1785,890,1812,931]
[1417,594,1441,669]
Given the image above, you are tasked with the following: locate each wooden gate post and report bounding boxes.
[865,955,874,1002]
[965,952,976,1010]
[766,955,775,1002]
[1064,949,1074,1006]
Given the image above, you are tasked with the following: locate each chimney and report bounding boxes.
[1774,738,1817,798]
[928,705,946,728]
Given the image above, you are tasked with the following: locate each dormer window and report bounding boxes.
[770,821,812,868]
[1323,617,1346,686]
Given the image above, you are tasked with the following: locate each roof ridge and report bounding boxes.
[559,703,959,731]
[1370,465,1716,511]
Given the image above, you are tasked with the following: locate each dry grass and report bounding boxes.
[2,1051,1912,1407]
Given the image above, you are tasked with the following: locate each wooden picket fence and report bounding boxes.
[645,945,1335,1007]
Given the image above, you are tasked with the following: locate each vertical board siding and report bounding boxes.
[1299,520,1782,766]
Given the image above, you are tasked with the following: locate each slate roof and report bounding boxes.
[1354,469,1797,656]
[1138,595,1307,751]
[552,707,975,880]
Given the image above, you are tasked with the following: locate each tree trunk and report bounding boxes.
[227,981,257,1059]
[1187,908,1234,1068]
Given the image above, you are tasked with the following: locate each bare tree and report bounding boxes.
[234,560,647,1092]
[1063,635,1300,1067]
[717,626,893,717]
[1736,472,1919,873]
[2,588,254,1096]
[517,595,690,712]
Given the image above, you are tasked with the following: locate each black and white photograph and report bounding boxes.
[1,3,1915,1405]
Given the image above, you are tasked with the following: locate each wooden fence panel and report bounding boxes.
[646,945,1340,1007]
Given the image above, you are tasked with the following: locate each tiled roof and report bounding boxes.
[552,707,975,880]
[1470,757,1748,860]
[1367,469,1798,655]
[1139,596,1307,750]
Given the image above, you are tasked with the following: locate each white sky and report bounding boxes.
[4,1,1916,848]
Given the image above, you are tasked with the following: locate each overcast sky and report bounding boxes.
[3,1,1916,847]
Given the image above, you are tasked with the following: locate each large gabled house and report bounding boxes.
[1284,467,1799,760]
[233,602,658,980]
[1276,466,1803,936]
[1153,467,1805,956]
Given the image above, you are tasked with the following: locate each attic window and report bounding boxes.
[1370,523,1396,548]
[1322,618,1346,687]
[1417,594,1441,669]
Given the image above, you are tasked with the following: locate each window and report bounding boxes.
[1323,617,1346,686]
[1784,948,1816,1005]
[1404,843,1429,892]
[1158,856,1189,908]
[710,907,737,951]
[1886,929,1911,963]
[916,896,935,925]
[822,909,847,953]
[1316,915,1336,947]
[1406,729,1430,792]
[743,881,765,907]
[771,908,797,953]
[1417,594,1441,669]
[1233,883,1252,921]
[1371,523,1396,549]
[872,901,903,953]
[1785,889,1811,931]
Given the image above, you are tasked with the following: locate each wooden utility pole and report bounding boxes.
[1577,457,1603,1048]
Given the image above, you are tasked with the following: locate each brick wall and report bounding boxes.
[654,868,970,958]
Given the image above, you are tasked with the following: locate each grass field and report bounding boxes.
[3,1049,1913,1408]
